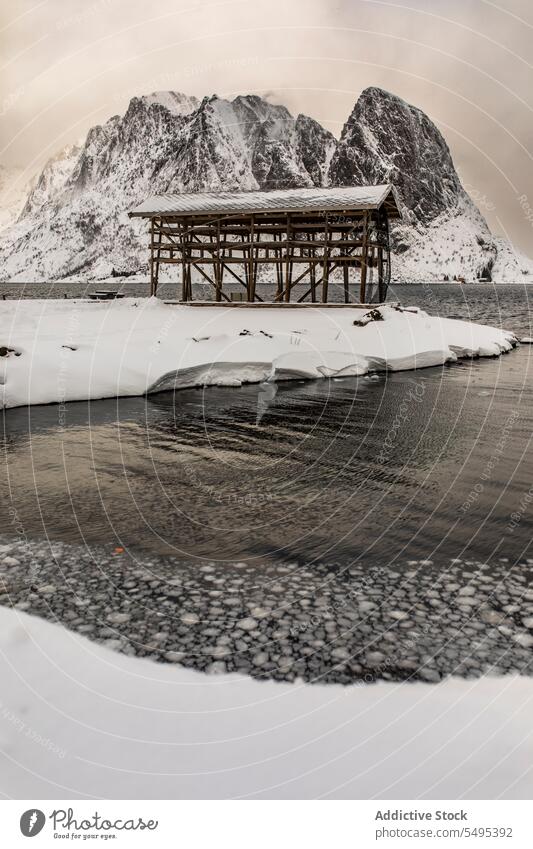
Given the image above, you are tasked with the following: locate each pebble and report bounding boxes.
[206,661,227,674]
[366,651,386,667]
[513,633,533,648]
[331,647,350,660]
[1,535,532,686]
[165,651,186,662]
[211,645,230,659]
[237,617,258,631]
[419,668,441,682]
[107,612,131,624]
[250,606,271,619]
[480,609,507,625]
[103,639,123,650]
[181,612,200,625]
[2,557,20,567]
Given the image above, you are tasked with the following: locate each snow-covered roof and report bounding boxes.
[129,185,401,218]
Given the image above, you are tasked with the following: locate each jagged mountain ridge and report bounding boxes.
[0,87,530,282]
[0,166,31,233]
[0,92,337,280]
[329,88,501,281]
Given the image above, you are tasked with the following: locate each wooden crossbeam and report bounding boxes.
[144,203,391,305]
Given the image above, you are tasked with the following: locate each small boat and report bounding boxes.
[88,290,125,300]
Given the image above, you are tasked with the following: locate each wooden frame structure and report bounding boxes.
[129,185,401,304]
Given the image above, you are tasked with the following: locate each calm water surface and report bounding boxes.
[2,283,533,567]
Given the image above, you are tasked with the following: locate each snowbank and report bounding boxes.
[1,298,517,409]
[0,605,531,799]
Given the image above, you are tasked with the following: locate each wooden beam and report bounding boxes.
[145,201,392,305]
[149,219,156,297]
[275,232,283,301]
[360,211,369,303]
[284,215,292,302]
[248,215,256,302]
[215,218,222,302]
[192,262,231,301]
[221,262,265,302]
[322,214,329,303]
[309,232,316,302]
[343,263,349,304]
[180,223,188,301]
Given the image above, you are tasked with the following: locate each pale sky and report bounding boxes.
[1,0,533,253]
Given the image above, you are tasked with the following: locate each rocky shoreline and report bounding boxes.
[1,535,532,685]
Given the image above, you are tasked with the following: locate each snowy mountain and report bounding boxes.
[21,143,82,218]
[0,166,31,233]
[0,87,530,282]
[490,237,533,281]
[329,87,498,282]
[0,92,336,281]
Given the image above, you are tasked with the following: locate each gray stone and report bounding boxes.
[107,612,131,624]
[180,612,200,625]
[206,661,227,674]
[164,651,186,662]
[237,617,258,631]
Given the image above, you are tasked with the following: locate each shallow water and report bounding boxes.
[2,283,533,681]
[2,347,533,566]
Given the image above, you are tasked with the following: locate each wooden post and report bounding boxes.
[215,218,222,302]
[377,246,384,304]
[360,211,369,303]
[284,215,292,302]
[275,233,283,301]
[150,218,156,296]
[309,232,316,302]
[249,215,256,302]
[180,224,187,301]
[343,263,349,304]
[322,214,329,303]
[380,211,390,303]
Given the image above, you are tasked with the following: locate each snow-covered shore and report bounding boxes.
[0,298,517,409]
[1,605,532,799]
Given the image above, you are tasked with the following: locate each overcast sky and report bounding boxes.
[1,0,533,252]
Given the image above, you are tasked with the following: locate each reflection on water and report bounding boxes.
[2,283,533,682]
[1,348,533,566]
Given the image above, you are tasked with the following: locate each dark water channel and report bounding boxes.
[1,284,533,682]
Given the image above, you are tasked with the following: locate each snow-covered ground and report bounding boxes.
[0,605,531,799]
[0,298,517,409]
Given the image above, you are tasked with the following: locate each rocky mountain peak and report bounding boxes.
[139,90,199,116]
[329,86,466,223]
[0,86,530,283]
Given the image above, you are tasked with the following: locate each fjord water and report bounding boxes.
[2,283,533,567]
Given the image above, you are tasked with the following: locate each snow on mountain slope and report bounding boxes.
[329,87,501,282]
[21,142,81,217]
[139,90,199,115]
[0,166,31,232]
[330,87,467,222]
[0,92,336,281]
[0,87,530,283]
[392,198,497,283]
[490,237,533,281]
